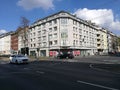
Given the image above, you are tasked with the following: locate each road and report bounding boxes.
[0,59,120,90]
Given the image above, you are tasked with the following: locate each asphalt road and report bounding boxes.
[0,60,120,90]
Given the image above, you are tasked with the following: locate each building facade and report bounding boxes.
[29,11,99,57]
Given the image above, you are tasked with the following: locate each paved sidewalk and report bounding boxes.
[30,55,120,64]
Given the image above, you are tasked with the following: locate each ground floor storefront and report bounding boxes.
[29,48,97,57]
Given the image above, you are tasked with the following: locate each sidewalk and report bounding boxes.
[29,55,120,64]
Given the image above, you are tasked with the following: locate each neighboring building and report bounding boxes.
[96,28,108,55]
[117,37,120,52]
[107,31,118,53]
[0,32,13,55]
[29,11,99,57]
[102,29,108,53]
[11,32,18,54]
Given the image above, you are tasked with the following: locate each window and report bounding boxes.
[79,35,82,39]
[76,27,77,32]
[42,23,46,28]
[73,33,75,38]
[31,39,32,42]
[43,42,47,46]
[34,43,36,47]
[76,40,78,45]
[43,36,46,41]
[86,31,88,35]
[49,28,52,32]
[33,32,35,36]
[61,18,67,24]
[49,41,52,45]
[53,33,57,38]
[38,43,41,47]
[76,34,78,39]
[38,31,41,35]
[53,19,57,24]
[49,34,52,39]
[33,38,35,41]
[73,40,75,46]
[38,37,41,41]
[54,40,57,45]
[79,29,82,33]
[42,30,46,34]
[80,41,82,46]
[38,25,41,30]
[62,40,67,45]
[54,27,57,31]
[49,21,52,26]
[73,27,75,32]
[73,21,77,25]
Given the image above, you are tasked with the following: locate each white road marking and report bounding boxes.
[89,64,93,68]
[0,62,7,64]
[23,68,30,70]
[77,80,119,90]
[36,71,45,74]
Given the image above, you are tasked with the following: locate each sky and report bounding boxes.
[0,0,120,35]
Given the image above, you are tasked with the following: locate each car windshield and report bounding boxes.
[16,55,26,57]
[11,55,26,57]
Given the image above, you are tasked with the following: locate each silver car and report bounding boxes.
[9,55,29,64]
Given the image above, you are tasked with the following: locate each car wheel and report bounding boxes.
[9,61,12,64]
[15,60,18,64]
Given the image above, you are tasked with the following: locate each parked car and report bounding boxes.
[57,53,74,59]
[9,55,29,64]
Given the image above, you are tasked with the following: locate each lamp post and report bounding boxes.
[37,48,40,58]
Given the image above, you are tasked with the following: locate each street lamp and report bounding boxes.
[37,48,40,58]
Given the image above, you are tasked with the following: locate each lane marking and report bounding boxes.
[36,71,45,74]
[77,80,119,90]
[24,68,30,70]
[89,64,93,68]
[0,62,8,64]
[89,64,120,75]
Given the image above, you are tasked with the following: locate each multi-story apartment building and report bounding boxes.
[0,32,13,55]
[29,11,98,57]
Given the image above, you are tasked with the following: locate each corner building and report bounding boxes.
[29,11,98,57]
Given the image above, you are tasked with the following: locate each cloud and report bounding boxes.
[74,8,120,32]
[17,0,54,10]
[0,30,7,34]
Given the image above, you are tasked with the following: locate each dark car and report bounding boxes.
[57,53,74,59]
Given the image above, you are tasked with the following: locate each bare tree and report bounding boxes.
[18,17,30,55]
[20,17,30,28]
